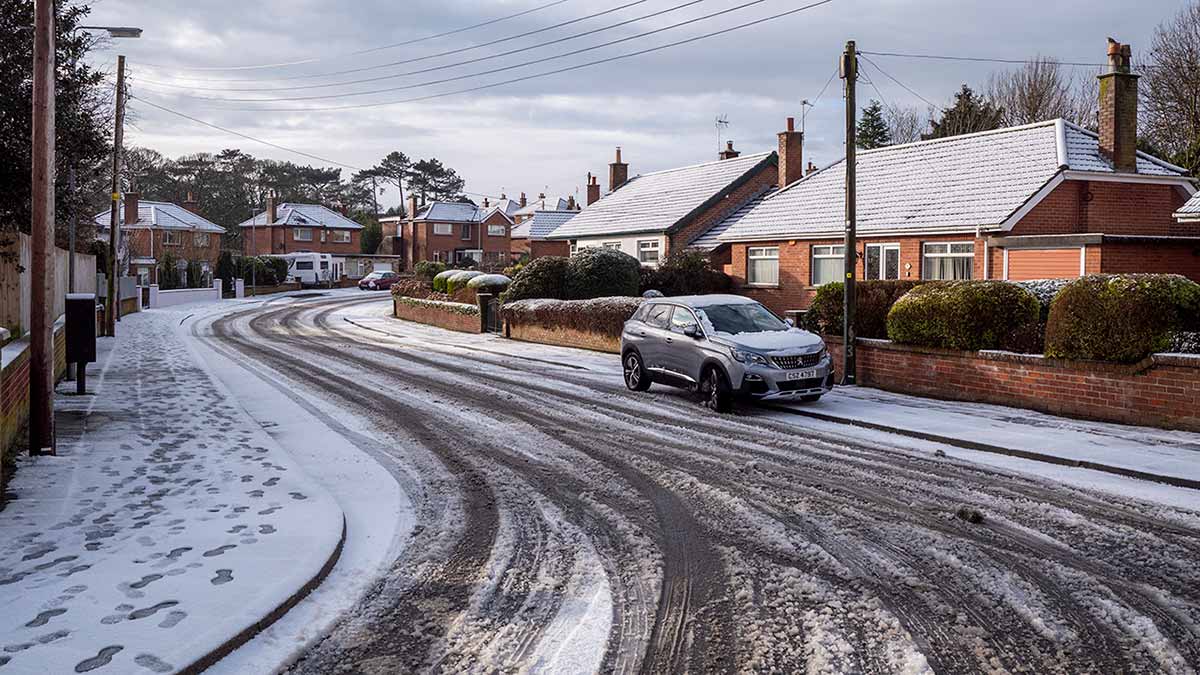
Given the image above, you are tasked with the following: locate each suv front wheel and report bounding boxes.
[623,351,653,392]
[700,366,733,413]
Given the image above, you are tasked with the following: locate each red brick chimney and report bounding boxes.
[183,191,200,214]
[609,147,629,192]
[1098,38,1138,173]
[407,194,419,220]
[719,140,741,160]
[483,197,490,208]
[519,192,527,208]
[124,192,139,225]
[586,173,601,206]
[778,117,804,187]
[567,195,577,210]
[266,195,278,225]
[806,161,818,176]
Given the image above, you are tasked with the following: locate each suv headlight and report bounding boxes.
[731,349,770,366]
[817,346,829,360]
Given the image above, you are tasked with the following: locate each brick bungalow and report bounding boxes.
[546,145,780,266]
[239,198,364,256]
[94,192,225,286]
[510,210,576,260]
[401,196,513,270]
[699,40,1199,315]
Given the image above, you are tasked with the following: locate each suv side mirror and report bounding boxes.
[683,324,702,339]
[785,318,795,327]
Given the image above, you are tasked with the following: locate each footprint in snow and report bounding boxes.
[211,569,233,585]
[25,608,68,627]
[134,654,173,673]
[202,545,236,558]
[75,645,123,672]
[158,611,186,629]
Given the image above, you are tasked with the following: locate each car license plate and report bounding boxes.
[785,369,817,381]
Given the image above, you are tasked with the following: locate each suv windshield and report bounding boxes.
[698,303,787,335]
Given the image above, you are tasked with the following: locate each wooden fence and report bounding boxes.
[0,232,97,338]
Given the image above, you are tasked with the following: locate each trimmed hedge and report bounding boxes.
[413,260,447,282]
[639,249,731,296]
[806,280,925,338]
[565,247,641,300]
[1044,274,1200,363]
[391,279,433,299]
[394,295,479,316]
[447,270,484,294]
[467,273,511,294]
[432,269,462,293]
[501,256,570,302]
[502,297,643,338]
[887,280,1041,352]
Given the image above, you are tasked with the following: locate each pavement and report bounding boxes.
[0,310,344,674]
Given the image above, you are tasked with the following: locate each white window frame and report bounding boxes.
[922,241,975,280]
[637,239,661,264]
[865,243,901,280]
[332,230,351,243]
[747,246,780,287]
[811,244,845,286]
[293,227,313,242]
[487,224,506,237]
[602,241,622,250]
[433,223,453,236]
[162,230,181,246]
[193,232,210,248]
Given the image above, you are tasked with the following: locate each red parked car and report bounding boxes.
[358,270,400,291]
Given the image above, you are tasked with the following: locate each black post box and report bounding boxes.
[66,293,97,394]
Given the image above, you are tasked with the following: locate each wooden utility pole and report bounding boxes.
[840,40,858,386]
[104,55,126,337]
[30,0,56,454]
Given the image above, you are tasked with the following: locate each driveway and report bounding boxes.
[195,292,1200,674]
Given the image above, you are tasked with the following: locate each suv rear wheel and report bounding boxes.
[623,351,653,392]
[700,366,733,413]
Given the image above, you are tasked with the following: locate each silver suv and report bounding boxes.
[620,295,834,412]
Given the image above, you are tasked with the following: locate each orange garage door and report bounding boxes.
[1006,248,1082,281]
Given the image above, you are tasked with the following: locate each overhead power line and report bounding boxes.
[138,0,704,93]
[859,55,938,109]
[156,0,834,106]
[136,0,576,72]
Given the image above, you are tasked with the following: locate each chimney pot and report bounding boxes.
[123,192,140,226]
[719,140,741,160]
[787,116,795,133]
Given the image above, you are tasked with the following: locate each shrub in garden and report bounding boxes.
[414,260,447,281]
[638,249,731,296]
[501,256,570,302]
[565,247,641,300]
[1044,274,1200,363]
[467,274,511,295]
[503,261,526,278]
[501,297,643,338]
[391,279,433,299]
[215,251,237,292]
[446,270,484,294]
[268,257,289,284]
[806,280,925,338]
[433,269,462,293]
[239,256,278,287]
[887,280,1040,352]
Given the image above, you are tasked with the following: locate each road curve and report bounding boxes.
[197,292,1200,674]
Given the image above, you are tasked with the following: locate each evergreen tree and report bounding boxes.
[856,100,892,149]
[925,85,1005,140]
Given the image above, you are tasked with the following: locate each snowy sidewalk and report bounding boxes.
[771,386,1200,489]
[0,311,344,674]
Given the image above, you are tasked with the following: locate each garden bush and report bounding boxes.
[805,280,925,338]
[446,270,484,294]
[267,257,289,284]
[215,251,237,292]
[239,256,279,287]
[467,273,511,295]
[414,260,447,281]
[565,247,641,300]
[1044,274,1200,363]
[391,279,433,299]
[501,256,570,302]
[887,280,1041,352]
[433,269,463,293]
[638,249,731,296]
[502,297,643,338]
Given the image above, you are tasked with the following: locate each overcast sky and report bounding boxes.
[83,0,1190,208]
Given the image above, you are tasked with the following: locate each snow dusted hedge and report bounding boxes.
[887,280,1040,352]
[1045,274,1200,363]
[466,273,511,293]
[394,295,479,316]
[502,297,643,338]
[806,280,925,338]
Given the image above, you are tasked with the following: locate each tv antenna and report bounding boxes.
[715,115,730,153]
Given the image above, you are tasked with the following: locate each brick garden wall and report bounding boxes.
[826,337,1200,432]
[393,298,481,333]
[2,324,67,490]
[504,322,620,353]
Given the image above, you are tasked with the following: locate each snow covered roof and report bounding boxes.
[238,203,364,229]
[715,120,1190,244]
[1175,192,1200,221]
[485,198,522,217]
[548,151,776,240]
[412,201,486,223]
[512,210,577,239]
[514,196,570,218]
[93,200,226,234]
[690,188,776,251]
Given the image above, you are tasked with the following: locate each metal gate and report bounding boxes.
[483,296,503,334]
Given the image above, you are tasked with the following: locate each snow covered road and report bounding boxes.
[195,291,1200,674]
